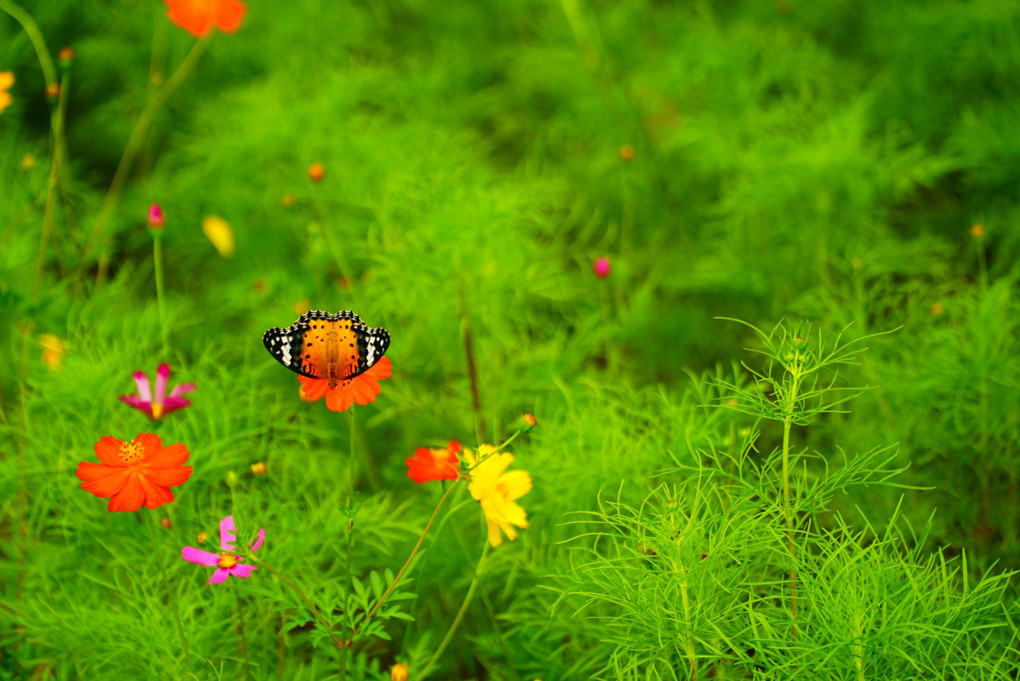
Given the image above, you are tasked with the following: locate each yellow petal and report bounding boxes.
[0,72,14,90]
[498,470,532,501]
[202,215,235,257]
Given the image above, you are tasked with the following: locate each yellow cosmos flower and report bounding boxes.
[467,445,532,547]
[202,215,235,257]
[0,71,14,114]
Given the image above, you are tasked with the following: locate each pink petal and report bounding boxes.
[169,382,196,399]
[249,528,265,553]
[155,364,170,403]
[119,395,153,415]
[219,515,237,551]
[181,547,221,566]
[228,564,257,579]
[207,568,231,585]
[133,371,152,403]
[161,397,192,415]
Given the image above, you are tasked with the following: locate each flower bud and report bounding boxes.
[160,517,172,529]
[197,531,209,544]
[45,83,60,98]
[59,46,75,69]
[227,471,238,486]
[619,145,635,161]
[308,163,325,183]
[521,413,537,432]
[971,224,985,238]
[148,204,165,230]
[792,336,807,352]
[390,663,409,681]
[593,256,611,279]
[250,461,267,476]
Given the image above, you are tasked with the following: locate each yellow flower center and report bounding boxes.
[118,441,145,464]
[151,402,164,419]
[218,553,240,569]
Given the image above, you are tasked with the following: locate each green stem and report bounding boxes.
[458,281,485,443]
[346,480,460,644]
[781,350,803,621]
[92,36,210,284]
[0,0,57,87]
[421,542,489,677]
[152,520,194,678]
[153,231,169,357]
[236,588,251,681]
[339,410,357,680]
[244,553,345,649]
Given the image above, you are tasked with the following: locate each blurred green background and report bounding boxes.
[3,0,1020,678]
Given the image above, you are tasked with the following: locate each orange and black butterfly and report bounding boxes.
[263,310,390,388]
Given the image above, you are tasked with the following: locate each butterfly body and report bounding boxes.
[263,310,390,388]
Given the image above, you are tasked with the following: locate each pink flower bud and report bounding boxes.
[148,204,165,229]
[593,256,611,278]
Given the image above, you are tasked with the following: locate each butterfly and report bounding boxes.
[263,310,391,389]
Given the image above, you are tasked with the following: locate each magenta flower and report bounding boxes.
[119,363,195,420]
[181,515,265,586]
[593,256,611,278]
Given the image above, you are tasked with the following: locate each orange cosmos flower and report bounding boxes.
[164,0,246,38]
[298,356,393,413]
[406,441,461,483]
[76,433,192,512]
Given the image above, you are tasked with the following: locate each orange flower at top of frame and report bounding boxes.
[298,357,393,413]
[76,433,192,512]
[164,0,246,38]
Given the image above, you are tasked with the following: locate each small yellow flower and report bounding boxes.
[250,461,267,476]
[202,215,235,257]
[39,334,64,369]
[0,71,14,114]
[971,224,985,239]
[197,531,209,544]
[390,663,410,681]
[467,445,532,547]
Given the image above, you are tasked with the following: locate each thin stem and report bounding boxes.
[339,410,357,680]
[0,0,57,87]
[458,281,485,443]
[781,350,803,622]
[152,519,194,678]
[345,481,460,644]
[153,232,169,358]
[421,542,489,677]
[243,553,345,649]
[91,36,210,284]
[236,588,251,681]
[34,67,70,297]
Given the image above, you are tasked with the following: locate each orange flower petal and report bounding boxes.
[165,0,216,37]
[138,475,175,509]
[77,464,130,498]
[214,0,246,32]
[145,466,193,487]
[134,433,163,457]
[325,387,354,412]
[94,436,128,467]
[145,442,189,469]
[299,377,329,401]
[108,474,144,512]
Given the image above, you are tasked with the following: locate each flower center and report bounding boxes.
[218,553,240,569]
[151,402,164,419]
[118,441,145,464]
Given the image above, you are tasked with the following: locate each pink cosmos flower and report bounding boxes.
[120,363,195,419]
[181,515,265,585]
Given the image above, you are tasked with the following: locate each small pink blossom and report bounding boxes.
[181,515,265,586]
[593,256,611,278]
[119,363,195,420]
[148,204,165,229]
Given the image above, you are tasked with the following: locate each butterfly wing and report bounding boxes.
[264,310,390,383]
[263,310,328,379]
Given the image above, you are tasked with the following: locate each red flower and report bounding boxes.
[164,0,246,37]
[406,441,461,483]
[298,357,392,413]
[76,433,192,512]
